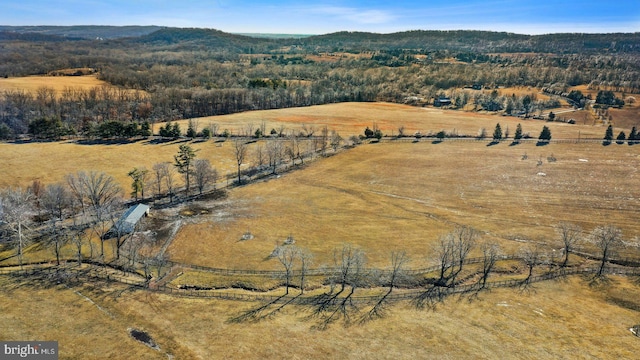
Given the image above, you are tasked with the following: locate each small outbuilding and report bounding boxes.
[434,97,452,107]
[105,204,150,238]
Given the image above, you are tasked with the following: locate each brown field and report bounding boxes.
[0,75,110,96]
[3,102,640,358]
[0,139,241,190]
[2,274,640,359]
[168,140,640,270]
[168,102,615,139]
[609,106,640,130]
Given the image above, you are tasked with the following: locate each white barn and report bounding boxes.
[106,204,150,238]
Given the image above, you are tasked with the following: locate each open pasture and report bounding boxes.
[2,274,640,359]
[170,102,613,139]
[0,139,240,190]
[0,74,110,96]
[168,140,640,270]
[0,102,620,192]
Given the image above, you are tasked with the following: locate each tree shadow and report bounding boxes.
[76,138,145,146]
[413,285,451,310]
[226,294,299,324]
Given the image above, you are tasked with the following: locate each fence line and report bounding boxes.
[380,137,614,144]
[4,256,640,304]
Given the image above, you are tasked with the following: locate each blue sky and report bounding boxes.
[1,0,639,34]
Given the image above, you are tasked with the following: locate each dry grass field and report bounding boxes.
[0,138,241,190]
[168,140,640,270]
[2,274,640,359]
[2,102,640,358]
[0,102,619,192]
[0,75,109,96]
[168,102,614,139]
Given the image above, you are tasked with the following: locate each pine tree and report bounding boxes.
[603,124,613,145]
[171,123,181,138]
[186,120,196,138]
[174,144,198,196]
[492,123,503,142]
[513,123,523,143]
[628,126,637,145]
[538,126,551,143]
[616,131,626,145]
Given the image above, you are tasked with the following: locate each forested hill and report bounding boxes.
[302,30,640,53]
[135,27,278,51]
[1,25,639,53]
[0,25,162,39]
[132,28,640,54]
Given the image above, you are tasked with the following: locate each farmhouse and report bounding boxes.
[105,203,149,238]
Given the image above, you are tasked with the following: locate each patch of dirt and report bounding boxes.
[128,328,160,350]
[179,204,210,217]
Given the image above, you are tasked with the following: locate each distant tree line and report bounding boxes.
[1,29,640,138]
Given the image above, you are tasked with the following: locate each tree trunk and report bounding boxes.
[18,221,23,269]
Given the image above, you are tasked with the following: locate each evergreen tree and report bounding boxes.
[513,123,523,143]
[140,121,151,137]
[628,126,637,145]
[171,123,182,138]
[616,131,626,145]
[492,123,503,141]
[174,144,198,196]
[538,126,552,143]
[603,124,613,145]
[159,122,171,138]
[186,121,196,138]
[364,127,374,138]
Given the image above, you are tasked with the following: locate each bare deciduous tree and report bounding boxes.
[478,242,500,290]
[193,159,217,194]
[590,225,623,277]
[76,171,123,260]
[298,247,313,295]
[254,143,265,168]
[0,187,33,269]
[555,222,582,267]
[433,225,478,287]
[313,244,367,328]
[277,245,298,295]
[152,162,166,199]
[209,122,219,137]
[330,130,343,152]
[520,244,544,286]
[266,138,284,174]
[41,183,72,265]
[66,171,88,215]
[364,251,409,322]
[41,182,72,221]
[233,139,248,184]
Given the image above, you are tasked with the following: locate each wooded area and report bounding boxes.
[1,27,639,139]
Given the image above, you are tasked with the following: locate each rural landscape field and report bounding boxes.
[1,11,640,360]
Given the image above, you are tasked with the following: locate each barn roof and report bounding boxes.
[112,204,149,235]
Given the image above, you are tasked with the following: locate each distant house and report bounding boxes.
[434,97,452,107]
[105,204,149,238]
